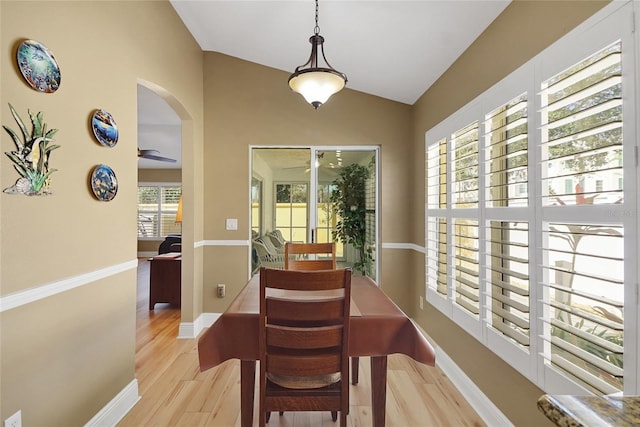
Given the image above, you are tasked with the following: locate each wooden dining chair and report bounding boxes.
[284,241,360,386]
[285,242,337,271]
[258,267,351,426]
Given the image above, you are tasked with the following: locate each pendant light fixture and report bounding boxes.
[288,0,347,109]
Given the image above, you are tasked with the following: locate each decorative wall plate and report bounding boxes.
[90,164,118,201]
[91,109,119,147]
[16,39,61,93]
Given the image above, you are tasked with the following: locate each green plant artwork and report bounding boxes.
[3,103,60,195]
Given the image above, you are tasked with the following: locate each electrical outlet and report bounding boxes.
[217,284,226,298]
[5,410,22,427]
[420,296,424,310]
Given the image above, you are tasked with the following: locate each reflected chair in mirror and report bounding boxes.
[267,229,287,252]
[253,239,285,270]
[284,242,336,271]
[259,267,351,426]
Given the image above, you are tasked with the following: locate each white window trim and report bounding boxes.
[425,1,638,395]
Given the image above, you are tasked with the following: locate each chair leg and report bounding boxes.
[331,411,338,422]
[340,410,347,426]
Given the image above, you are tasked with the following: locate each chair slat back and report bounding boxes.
[258,267,351,425]
[285,242,337,270]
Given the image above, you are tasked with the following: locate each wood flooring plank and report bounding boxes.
[175,412,210,427]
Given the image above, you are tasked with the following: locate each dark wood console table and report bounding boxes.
[149,252,181,310]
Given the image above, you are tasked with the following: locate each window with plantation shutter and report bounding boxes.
[426,138,447,210]
[485,221,530,348]
[138,183,182,239]
[453,218,480,316]
[452,122,479,208]
[425,2,635,396]
[485,93,528,208]
[541,41,623,207]
[426,217,448,297]
[540,40,626,394]
[483,94,531,355]
[426,139,448,304]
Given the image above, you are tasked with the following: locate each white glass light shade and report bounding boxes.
[289,70,346,108]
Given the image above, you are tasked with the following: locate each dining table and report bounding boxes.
[197,273,436,427]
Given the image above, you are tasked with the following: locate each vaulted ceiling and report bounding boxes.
[139,1,511,169]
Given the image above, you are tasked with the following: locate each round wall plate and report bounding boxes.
[90,164,118,201]
[17,39,61,93]
[91,109,119,147]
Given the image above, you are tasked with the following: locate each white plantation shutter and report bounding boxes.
[540,40,626,394]
[485,94,528,208]
[541,42,623,207]
[426,139,449,305]
[483,94,531,354]
[425,3,635,395]
[452,122,479,208]
[541,223,624,393]
[426,217,448,298]
[453,219,480,316]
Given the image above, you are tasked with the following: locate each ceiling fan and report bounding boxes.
[137,148,177,163]
[282,152,334,173]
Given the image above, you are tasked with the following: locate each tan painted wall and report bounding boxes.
[202,52,414,313]
[410,1,610,426]
[138,168,181,183]
[0,1,203,424]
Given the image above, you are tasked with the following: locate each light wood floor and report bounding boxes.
[119,259,486,427]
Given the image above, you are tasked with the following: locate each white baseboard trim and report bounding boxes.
[434,343,513,426]
[84,379,140,427]
[411,322,512,426]
[380,242,426,253]
[178,313,220,339]
[196,240,250,247]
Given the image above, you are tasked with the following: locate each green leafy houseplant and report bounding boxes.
[3,103,60,195]
[330,162,373,275]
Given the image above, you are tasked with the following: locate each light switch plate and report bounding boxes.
[226,218,238,230]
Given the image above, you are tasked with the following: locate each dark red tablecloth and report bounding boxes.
[198,275,435,370]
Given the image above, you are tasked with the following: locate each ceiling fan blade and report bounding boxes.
[142,154,177,163]
[138,149,177,163]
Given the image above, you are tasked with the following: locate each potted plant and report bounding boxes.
[330,162,373,275]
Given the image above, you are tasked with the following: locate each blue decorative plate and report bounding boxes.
[91,109,119,147]
[90,164,118,201]
[16,39,61,93]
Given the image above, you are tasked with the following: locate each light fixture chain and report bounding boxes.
[314,0,320,35]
